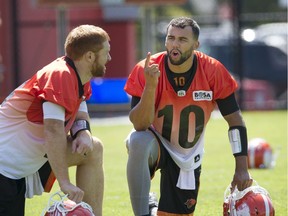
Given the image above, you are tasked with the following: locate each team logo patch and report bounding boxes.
[184,198,196,209]
[177,90,186,97]
[193,91,213,101]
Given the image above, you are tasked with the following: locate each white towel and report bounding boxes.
[176,169,196,190]
[153,130,205,190]
[25,171,44,198]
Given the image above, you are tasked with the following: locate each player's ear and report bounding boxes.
[193,41,200,50]
[84,51,96,63]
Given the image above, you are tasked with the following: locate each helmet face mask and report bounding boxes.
[42,191,95,216]
[223,182,275,216]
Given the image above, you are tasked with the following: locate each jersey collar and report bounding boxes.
[64,56,84,99]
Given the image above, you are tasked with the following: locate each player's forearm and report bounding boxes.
[75,110,90,122]
[223,110,246,127]
[233,155,252,191]
[44,119,70,187]
[235,155,249,172]
[129,88,156,131]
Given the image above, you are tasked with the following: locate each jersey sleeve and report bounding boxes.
[124,60,146,97]
[209,60,238,100]
[35,69,80,114]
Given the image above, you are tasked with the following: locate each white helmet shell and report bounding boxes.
[223,181,275,216]
[248,138,274,168]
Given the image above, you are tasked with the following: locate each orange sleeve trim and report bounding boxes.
[44,171,56,193]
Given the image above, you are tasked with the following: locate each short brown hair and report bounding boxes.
[64,25,110,60]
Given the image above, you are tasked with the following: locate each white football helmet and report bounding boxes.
[223,182,275,216]
[248,138,274,169]
[42,191,95,216]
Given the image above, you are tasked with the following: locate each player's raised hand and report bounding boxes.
[143,52,160,89]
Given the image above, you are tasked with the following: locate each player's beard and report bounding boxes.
[167,47,193,65]
[91,57,106,77]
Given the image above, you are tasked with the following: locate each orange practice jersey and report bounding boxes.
[124,51,238,152]
[0,57,91,179]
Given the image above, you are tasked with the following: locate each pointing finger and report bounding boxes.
[144,52,151,69]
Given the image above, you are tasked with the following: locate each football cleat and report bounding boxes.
[223,181,275,216]
[42,191,95,216]
[247,138,274,169]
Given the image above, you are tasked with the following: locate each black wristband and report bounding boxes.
[70,120,91,139]
[228,126,248,157]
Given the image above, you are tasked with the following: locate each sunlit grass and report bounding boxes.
[26,110,287,215]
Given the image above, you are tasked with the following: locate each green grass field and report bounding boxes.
[26,110,287,215]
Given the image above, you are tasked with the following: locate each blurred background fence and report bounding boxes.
[0,0,287,112]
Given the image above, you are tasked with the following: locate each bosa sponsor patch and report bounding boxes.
[193,91,213,101]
